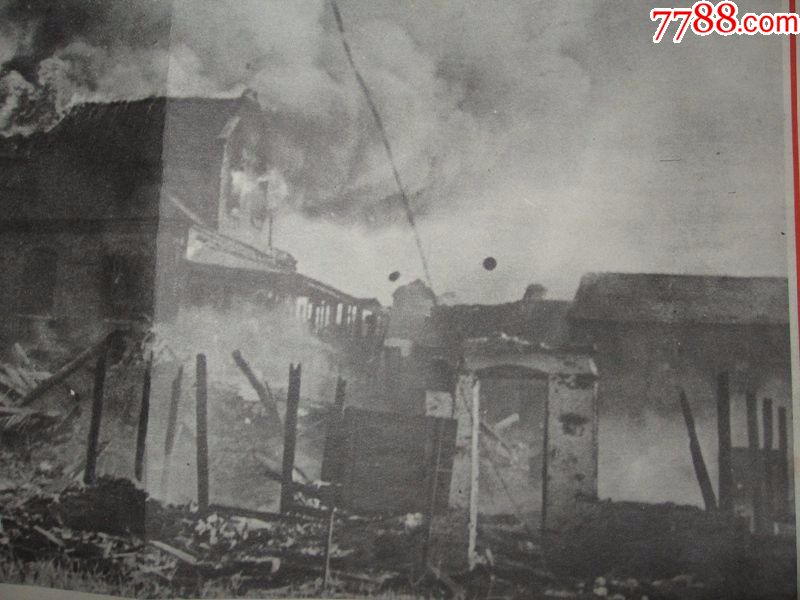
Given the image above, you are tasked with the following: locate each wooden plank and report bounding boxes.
[678,389,717,511]
[280,363,302,513]
[745,391,764,532]
[33,525,64,548]
[716,372,733,513]
[84,347,108,485]
[195,354,209,513]
[149,540,199,566]
[134,355,152,482]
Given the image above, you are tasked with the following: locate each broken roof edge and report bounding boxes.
[568,271,790,325]
[461,333,598,377]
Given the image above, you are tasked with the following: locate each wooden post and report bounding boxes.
[468,378,480,570]
[195,354,209,513]
[134,354,152,482]
[160,365,183,497]
[321,377,347,484]
[778,406,789,515]
[716,372,733,513]
[280,363,302,513]
[762,398,774,522]
[421,416,445,571]
[84,345,108,485]
[678,389,717,510]
[745,392,764,532]
[322,506,336,592]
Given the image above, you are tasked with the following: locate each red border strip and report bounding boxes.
[792,0,800,340]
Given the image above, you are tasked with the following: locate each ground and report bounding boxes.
[0,350,796,599]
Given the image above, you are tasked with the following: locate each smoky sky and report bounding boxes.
[0,0,792,304]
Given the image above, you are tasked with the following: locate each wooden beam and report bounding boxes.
[84,346,108,485]
[716,372,733,513]
[195,354,209,513]
[232,350,282,428]
[280,363,302,513]
[762,398,774,522]
[746,391,764,532]
[678,388,717,511]
[22,332,114,406]
[160,365,183,498]
[134,355,152,482]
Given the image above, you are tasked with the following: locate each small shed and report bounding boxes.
[450,334,599,533]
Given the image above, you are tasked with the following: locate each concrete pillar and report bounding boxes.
[542,373,598,533]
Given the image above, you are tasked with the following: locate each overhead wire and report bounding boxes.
[328,0,437,298]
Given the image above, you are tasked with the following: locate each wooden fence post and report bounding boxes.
[679,389,717,511]
[280,363,302,513]
[716,372,733,513]
[84,345,108,485]
[778,406,789,515]
[763,398,774,522]
[468,378,480,570]
[160,365,183,498]
[134,354,152,482]
[320,377,346,484]
[746,392,764,532]
[196,354,209,513]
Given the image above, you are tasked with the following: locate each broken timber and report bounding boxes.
[160,365,183,497]
[678,388,717,511]
[134,354,152,482]
[21,331,117,406]
[232,350,282,428]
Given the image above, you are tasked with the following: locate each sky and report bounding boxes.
[0,0,793,304]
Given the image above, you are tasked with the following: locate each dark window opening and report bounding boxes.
[101,254,154,319]
[18,248,58,316]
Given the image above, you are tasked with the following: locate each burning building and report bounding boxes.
[0,91,385,374]
[567,272,793,518]
[378,273,792,521]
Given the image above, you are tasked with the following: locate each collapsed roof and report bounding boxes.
[569,272,789,325]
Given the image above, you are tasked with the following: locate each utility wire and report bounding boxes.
[328,0,436,297]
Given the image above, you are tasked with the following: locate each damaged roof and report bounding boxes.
[569,272,789,325]
[0,93,261,224]
[432,299,571,349]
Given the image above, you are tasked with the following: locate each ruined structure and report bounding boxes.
[568,272,792,511]
[0,92,385,369]
[451,336,598,532]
